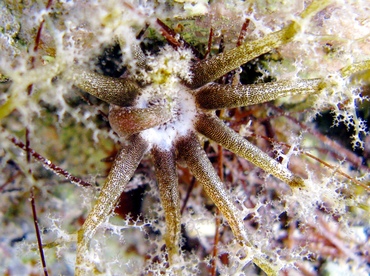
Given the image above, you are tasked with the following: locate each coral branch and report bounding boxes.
[8,135,92,187]
[30,187,49,276]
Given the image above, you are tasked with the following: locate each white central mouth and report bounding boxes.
[134,45,197,150]
[140,84,197,150]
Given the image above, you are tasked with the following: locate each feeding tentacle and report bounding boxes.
[174,132,281,273]
[187,0,331,89]
[69,67,141,106]
[188,26,299,89]
[195,114,304,188]
[130,43,148,70]
[109,105,172,136]
[76,134,149,275]
[176,132,249,244]
[152,146,181,264]
[196,79,321,110]
[118,39,150,71]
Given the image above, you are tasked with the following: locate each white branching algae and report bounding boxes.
[0,0,369,275]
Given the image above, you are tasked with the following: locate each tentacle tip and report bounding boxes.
[289,176,306,188]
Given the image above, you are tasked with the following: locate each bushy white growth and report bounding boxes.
[142,45,193,85]
[138,46,197,150]
[0,0,369,275]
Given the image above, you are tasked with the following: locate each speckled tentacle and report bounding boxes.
[131,43,148,70]
[118,38,148,71]
[76,134,149,275]
[176,132,249,244]
[188,27,296,88]
[196,79,321,110]
[151,146,181,264]
[70,67,141,106]
[339,60,370,78]
[109,105,171,136]
[187,0,332,89]
[195,114,304,188]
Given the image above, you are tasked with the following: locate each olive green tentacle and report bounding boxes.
[339,60,370,78]
[176,132,280,275]
[176,132,249,243]
[151,146,181,264]
[196,79,321,109]
[130,43,148,70]
[76,134,149,275]
[118,38,149,71]
[69,67,141,106]
[195,114,304,188]
[187,0,332,89]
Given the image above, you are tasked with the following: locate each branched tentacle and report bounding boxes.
[195,114,304,188]
[176,132,249,244]
[76,134,149,275]
[187,0,332,89]
[109,105,171,136]
[195,79,321,109]
[151,146,181,264]
[69,67,141,106]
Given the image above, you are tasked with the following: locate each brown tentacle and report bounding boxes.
[176,132,249,244]
[76,134,149,275]
[196,79,321,110]
[109,105,171,136]
[69,67,141,106]
[195,114,304,188]
[151,146,181,264]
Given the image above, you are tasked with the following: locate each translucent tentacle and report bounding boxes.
[196,79,321,109]
[339,60,370,78]
[76,134,149,275]
[69,67,141,106]
[151,146,181,264]
[176,132,249,243]
[177,133,279,275]
[187,0,332,89]
[131,43,148,70]
[188,26,295,88]
[109,105,171,136]
[118,37,148,71]
[195,114,304,187]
